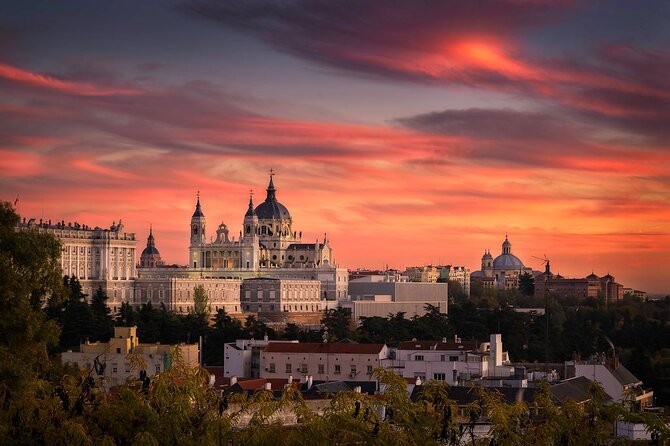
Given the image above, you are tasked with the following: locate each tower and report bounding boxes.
[189,193,206,268]
[240,192,260,270]
[482,249,493,271]
[502,235,512,255]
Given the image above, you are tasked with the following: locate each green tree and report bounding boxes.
[116,301,139,327]
[58,276,94,349]
[0,202,65,391]
[191,284,209,319]
[518,272,535,296]
[90,286,114,341]
[321,308,353,341]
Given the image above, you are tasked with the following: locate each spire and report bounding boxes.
[147,225,155,248]
[192,191,204,218]
[245,190,256,217]
[266,169,276,202]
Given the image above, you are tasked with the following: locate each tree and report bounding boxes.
[191,284,209,319]
[321,308,353,341]
[0,202,65,391]
[90,286,114,341]
[244,315,275,340]
[447,280,468,302]
[57,276,94,349]
[116,301,139,327]
[518,272,535,296]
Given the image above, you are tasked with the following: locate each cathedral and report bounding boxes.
[186,173,334,272]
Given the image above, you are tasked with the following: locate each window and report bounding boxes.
[433,373,446,381]
[125,363,131,373]
[318,364,324,374]
[440,355,446,362]
[334,365,341,374]
[156,364,161,374]
[350,365,357,375]
[285,364,292,373]
[269,363,276,373]
[116,348,121,354]
[300,363,308,373]
[415,355,424,361]
[112,363,118,373]
[367,365,373,375]
[449,355,459,362]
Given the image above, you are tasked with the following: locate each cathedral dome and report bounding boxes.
[255,200,291,220]
[492,253,525,269]
[255,174,291,220]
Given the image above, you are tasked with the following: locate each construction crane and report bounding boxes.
[532,255,550,274]
[532,254,551,365]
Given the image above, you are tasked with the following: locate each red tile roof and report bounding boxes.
[263,342,385,355]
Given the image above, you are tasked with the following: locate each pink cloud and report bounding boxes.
[0,62,140,96]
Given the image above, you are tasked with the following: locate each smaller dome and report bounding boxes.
[482,250,493,260]
[142,245,160,256]
[492,254,525,269]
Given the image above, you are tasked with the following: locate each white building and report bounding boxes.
[61,326,199,390]
[18,218,136,313]
[260,342,389,382]
[342,280,448,321]
[393,334,512,385]
[223,338,299,379]
[566,356,653,408]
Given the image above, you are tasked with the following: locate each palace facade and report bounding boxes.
[19,174,347,314]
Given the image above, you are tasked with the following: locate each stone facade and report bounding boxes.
[17,218,136,312]
[240,277,322,313]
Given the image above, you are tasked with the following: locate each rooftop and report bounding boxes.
[263,342,385,355]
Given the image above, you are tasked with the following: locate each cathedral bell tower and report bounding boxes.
[189,193,206,268]
[241,192,260,270]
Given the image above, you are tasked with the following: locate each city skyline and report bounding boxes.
[2,1,669,293]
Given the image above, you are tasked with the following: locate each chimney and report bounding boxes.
[230,376,238,386]
[490,334,503,368]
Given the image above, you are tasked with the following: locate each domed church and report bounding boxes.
[188,173,334,271]
[471,236,535,290]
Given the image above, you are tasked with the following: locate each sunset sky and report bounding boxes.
[2,1,669,293]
